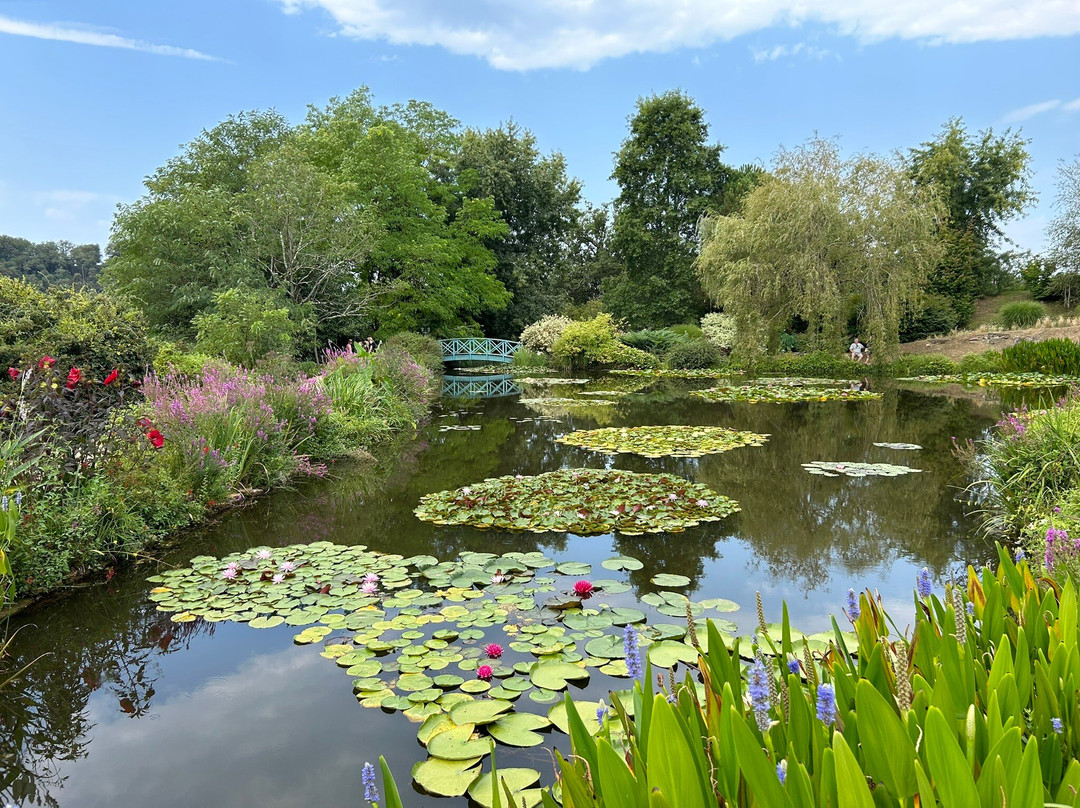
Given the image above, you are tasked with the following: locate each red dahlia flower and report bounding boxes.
[146,429,165,449]
[38,356,56,369]
[103,369,119,385]
[7,367,19,380]
[66,368,82,389]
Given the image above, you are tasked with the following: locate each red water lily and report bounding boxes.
[103,369,119,385]
[146,429,165,449]
[574,580,595,597]
[66,367,82,389]
[38,355,56,369]
[484,643,503,659]
[476,664,493,681]
[7,367,19,380]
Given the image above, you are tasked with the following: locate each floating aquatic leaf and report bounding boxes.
[467,768,543,808]
[557,425,768,458]
[415,469,739,535]
[692,385,882,404]
[530,661,590,690]
[518,377,589,386]
[487,713,551,747]
[412,757,482,797]
[872,442,922,450]
[609,368,736,379]
[427,723,491,760]
[554,561,592,576]
[449,699,514,726]
[897,372,1080,388]
[647,640,700,668]
[802,461,921,478]
[650,573,691,587]
[601,555,643,571]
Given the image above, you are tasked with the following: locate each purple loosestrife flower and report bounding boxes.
[917,568,933,598]
[747,658,772,732]
[362,761,379,803]
[845,589,860,621]
[1053,718,1064,734]
[816,683,836,725]
[623,624,642,680]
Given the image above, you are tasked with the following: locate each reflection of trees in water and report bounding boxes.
[1,589,212,806]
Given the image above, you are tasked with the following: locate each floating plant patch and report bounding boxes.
[897,372,1080,387]
[556,425,768,458]
[692,385,882,404]
[438,424,482,432]
[518,397,617,407]
[873,442,922,450]
[414,468,739,534]
[610,368,738,379]
[518,377,589,386]
[802,461,922,478]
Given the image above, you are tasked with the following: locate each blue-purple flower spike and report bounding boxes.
[776,759,787,784]
[787,658,800,675]
[917,568,933,598]
[845,588,860,621]
[1053,717,1064,734]
[816,683,836,725]
[362,761,379,803]
[747,658,772,732]
[623,624,642,680]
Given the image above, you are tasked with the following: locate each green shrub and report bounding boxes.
[619,328,687,355]
[899,294,960,342]
[0,276,153,378]
[885,353,959,377]
[665,339,722,369]
[1001,338,1080,375]
[958,350,1003,374]
[749,351,862,379]
[381,331,443,373]
[193,286,299,366]
[778,332,800,353]
[510,347,548,369]
[520,315,572,354]
[700,313,735,352]
[667,323,703,340]
[998,300,1046,329]
[551,314,658,370]
[153,342,214,377]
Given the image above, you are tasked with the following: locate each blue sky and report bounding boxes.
[1,0,1077,254]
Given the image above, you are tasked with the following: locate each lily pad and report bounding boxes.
[530,661,590,691]
[601,555,644,571]
[449,699,514,726]
[692,384,882,404]
[467,769,542,808]
[427,723,491,761]
[557,425,768,458]
[412,757,482,797]
[802,461,921,478]
[650,573,691,587]
[873,442,922,450]
[487,713,551,747]
[647,640,700,668]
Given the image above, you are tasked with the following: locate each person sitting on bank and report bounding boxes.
[848,337,865,362]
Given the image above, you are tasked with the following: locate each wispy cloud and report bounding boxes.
[277,0,1080,71]
[33,189,116,223]
[0,14,221,61]
[751,42,838,63]
[1064,97,1080,112]
[1003,99,1062,122]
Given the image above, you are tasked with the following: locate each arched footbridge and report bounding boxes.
[438,338,521,364]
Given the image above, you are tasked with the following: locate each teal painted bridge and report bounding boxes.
[438,337,521,364]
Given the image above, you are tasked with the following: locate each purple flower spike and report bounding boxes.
[816,683,836,725]
[916,568,932,599]
[362,761,379,803]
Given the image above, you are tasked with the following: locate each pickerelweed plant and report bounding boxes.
[544,546,1080,807]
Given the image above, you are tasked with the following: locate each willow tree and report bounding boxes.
[697,138,943,361]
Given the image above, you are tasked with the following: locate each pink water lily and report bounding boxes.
[668,493,678,501]
[360,581,378,594]
[272,573,285,584]
[485,643,503,658]
[222,568,238,580]
[225,561,239,571]
[574,580,595,596]
[255,549,273,560]
[279,560,297,573]
[363,572,380,584]
[476,664,493,681]
[696,499,708,507]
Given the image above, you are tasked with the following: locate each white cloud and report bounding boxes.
[1064,97,1080,112]
[0,14,221,60]
[751,42,837,62]
[276,0,1080,70]
[1003,99,1062,122]
[33,189,115,222]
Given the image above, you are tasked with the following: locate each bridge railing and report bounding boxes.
[438,338,521,363]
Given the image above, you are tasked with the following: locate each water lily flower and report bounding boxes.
[491,571,507,584]
[461,487,472,496]
[272,574,285,584]
[696,499,708,507]
[484,643,503,658]
[279,561,297,573]
[225,561,239,571]
[668,493,678,501]
[222,568,238,580]
[363,572,380,584]
[360,581,378,594]
[476,664,493,681]
[574,580,594,596]
[255,549,273,560]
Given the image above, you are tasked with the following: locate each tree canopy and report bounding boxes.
[697,138,943,361]
[0,237,102,289]
[1048,155,1080,278]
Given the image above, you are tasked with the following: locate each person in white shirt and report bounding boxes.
[848,337,864,362]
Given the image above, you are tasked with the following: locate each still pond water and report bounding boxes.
[2,374,1026,807]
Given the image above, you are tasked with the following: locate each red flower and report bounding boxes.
[146,429,165,449]
[476,664,493,681]
[66,367,82,389]
[136,417,152,429]
[38,355,56,369]
[103,369,119,385]
[7,367,19,380]
[484,643,503,659]
[574,580,595,597]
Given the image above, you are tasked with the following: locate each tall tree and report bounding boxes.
[698,138,943,361]
[0,237,102,289]
[605,91,736,328]
[1048,154,1080,277]
[455,121,582,337]
[907,118,1034,323]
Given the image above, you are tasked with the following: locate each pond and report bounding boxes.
[1,374,1014,807]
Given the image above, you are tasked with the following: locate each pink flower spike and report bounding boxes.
[574,580,594,596]
[222,568,238,580]
[476,664,493,681]
[485,643,503,659]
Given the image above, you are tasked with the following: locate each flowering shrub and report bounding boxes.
[520,315,572,354]
[701,312,737,351]
[550,314,658,370]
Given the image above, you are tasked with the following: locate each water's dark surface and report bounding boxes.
[2,376,1010,807]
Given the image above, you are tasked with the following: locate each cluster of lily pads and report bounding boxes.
[897,372,1080,388]
[610,368,736,379]
[802,461,922,478]
[517,378,589,386]
[518,397,617,410]
[873,442,921,450]
[414,468,739,535]
[555,425,769,458]
[148,541,777,804]
[691,384,882,404]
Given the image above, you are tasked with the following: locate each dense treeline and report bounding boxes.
[4,86,1078,368]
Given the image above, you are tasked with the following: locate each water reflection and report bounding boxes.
[2,378,1012,806]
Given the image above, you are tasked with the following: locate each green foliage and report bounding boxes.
[958,350,1003,374]
[194,287,300,365]
[885,353,959,378]
[998,300,1045,329]
[745,351,863,380]
[510,347,548,369]
[667,323,703,340]
[619,329,688,355]
[908,118,1034,323]
[0,235,101,289]
[1048,155,1080,283]
[700,313,736,351]
[0,277,153,378]
[899,294,961,342]
[550,314,658,371]
[552,550,1080,807]
[605,91,735,328]
[1021,254,1058,299]
[699,138,942,362]
[520,315,573,354]
[381,332,444,373]
[152,342,214,377]
[1002,338,1080,375]
[665,339,722,370]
